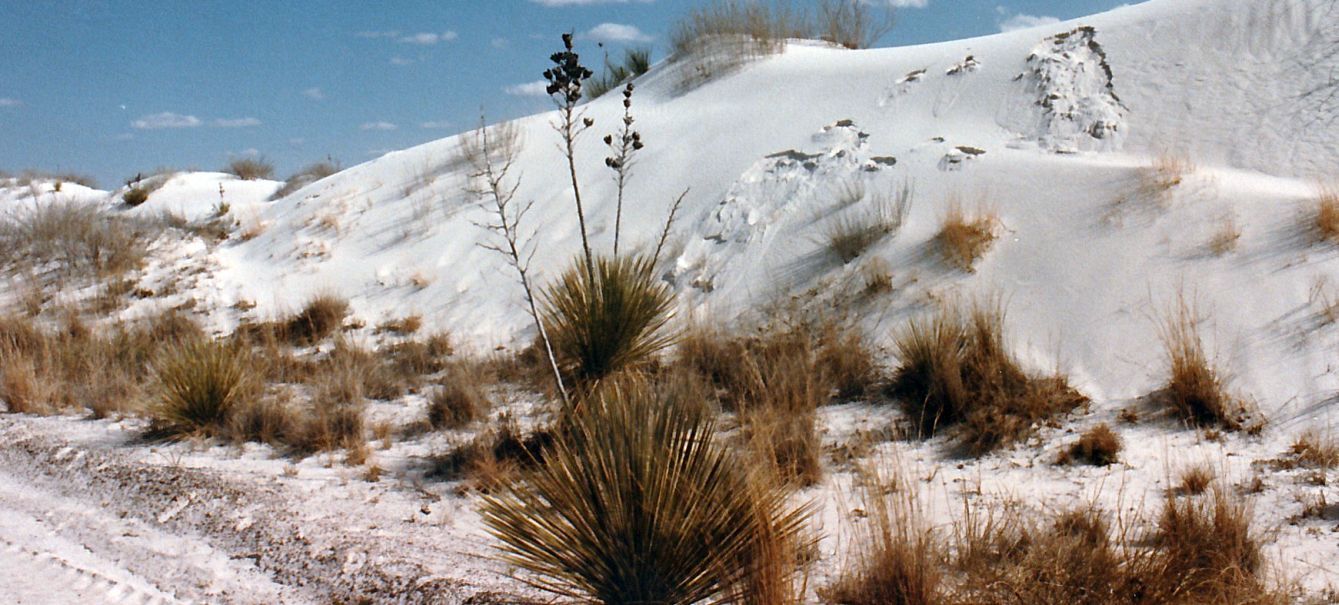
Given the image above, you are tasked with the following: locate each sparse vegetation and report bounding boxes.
[122,186,150,207]
[225,156,276,181]
[284,293,350,344]
[888,300,1087,455]
[270,159,340,199]
[427,365,492,430]
[1059,423,1123,466]
[1178,464,1216,496]
[1287,429,1339,469]
[1158,297,1258,431]
[937,202,997,272]
[0,200,160,279]
[543,254,676,388]
[149,339,257,438]
[588,47,653,99]
[1315,186,1339,244]
[480,378,809,604]
[1209,215,1242,255]
[825,182,913,264]
[1140,152,1194,200]
[816,0,895,50]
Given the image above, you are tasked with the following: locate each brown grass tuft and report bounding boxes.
[285,293,349,344]
[1288,429,1339,469]
[937,202,997,272]
[1209,215,1243,255]
[888,300,1086,455]
[1177,464,1216,496]
[427,365,492,430]
[1059,423,1123,466]
[1153,488,1267,601]
[1158,298,1259,431]
[225,156,276,181]
[1315,186,1339,245]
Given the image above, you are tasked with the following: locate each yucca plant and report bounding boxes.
[480,379,809,604]
[150,339,255,437]
[543,254,676,387]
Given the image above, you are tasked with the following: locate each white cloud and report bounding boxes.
[390,56,414,65]
[883,0,929,7]
[491,37,510,49]
[420,120,453,129]
[0,98,21,107]
[585,23,652,43]
[361,121,398,131]
[531,0,652,5]
[356,30,400,39]
[302,87,325,101]
[213,117,261,128]
[131,112,201,129]
[505,80,550,97]
[399,31,457,45]
[999,13,1061,32]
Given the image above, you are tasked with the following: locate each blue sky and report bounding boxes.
[0,0,1139,188]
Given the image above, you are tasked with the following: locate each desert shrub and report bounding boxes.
[822,466,944,605]
[270,159,340,200]
[824,183,913,264]
[816,0,895,49]
[937,202,997,272]
[1158,299,1258,431]
[0,200,156,278]
[480,378,808,604]
[149,339,256,438]
[588,47,653,99]
[293,401,365,453]
[1059,423,1123,466]
[122,186,150,207]
[427,366,492,430]
[225,156,276,181]
[228,393,301,445]
[377,314,422,335]
[888,301,1087,455]
[285,293,349,344]
[543,254,676,388]
[314,338,408,402]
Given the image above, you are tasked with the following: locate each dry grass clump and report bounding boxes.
[224,156,276,181]
[824,183,913,264]
[434,416,554,493]
[479,378,810,605]
[1059,423,1123,466]
[148,339,258,438]
[676,320,878,485]
[543,255,676,388]
[1140,152,1194,200]
[1177,464,1216,496]
[376,314,422,335]
[1285,430,1339,469]
[427,365,492,430]
[122,186,150,207]
[816,0,895,49]
[821,466,945,605]
[1209,215,1242,255]
[936,202,997,272]
[1158,299,1259,431]
[949,493,1278,605]
[1314,186,1339,245]
[668,0,810,90]
[888,301,1086,455]
[0,200,158,279]
[270,160,340,200]
[284,293,350,344]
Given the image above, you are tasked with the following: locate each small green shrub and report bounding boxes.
[588,47,654,99]
[543,254,676,387]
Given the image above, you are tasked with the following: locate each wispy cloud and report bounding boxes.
[390,56,414,65]
[998,13,1060,32]
[214,117,261,128]
[0,98,21,107]
[885,0,929,7]
[420,120,453,129]
[505,80,550,97]
[132,112,201,129]
[491,37,510,49]
[361,121,398,131]
[531,0,652,6]
[355,30,400,39]
[585,23,652,43]
[399,31,457,45]
[302,87,325,101]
